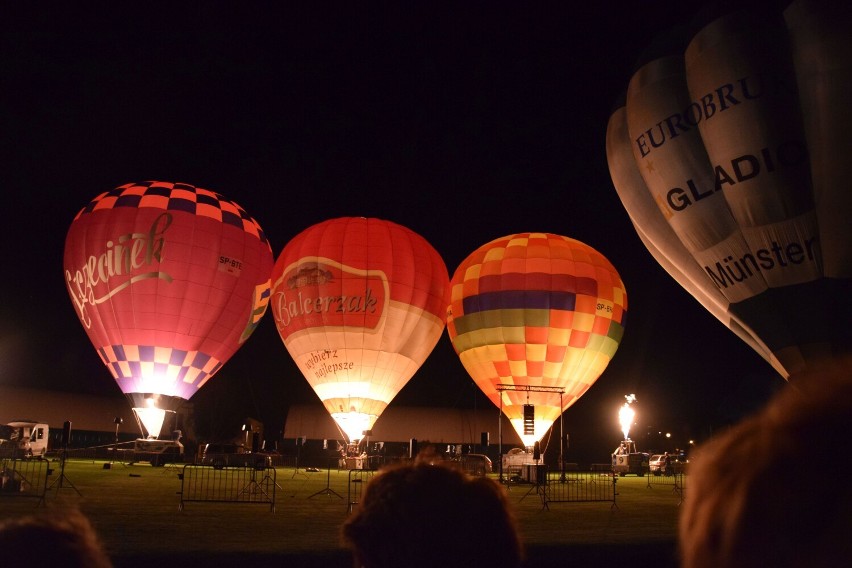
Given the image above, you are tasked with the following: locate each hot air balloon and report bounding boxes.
[270,217,449,444]
[64,181,273,439]
[446,233,628,448]
[606,0,851,380]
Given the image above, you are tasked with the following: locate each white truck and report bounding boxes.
[502,447,534,476]
[0,421,49,458]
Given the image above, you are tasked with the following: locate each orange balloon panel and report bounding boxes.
[271,217,449,440]
[447,233,627,444]
[64,181,273,401]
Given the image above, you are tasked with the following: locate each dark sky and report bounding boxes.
[1,2,788,453]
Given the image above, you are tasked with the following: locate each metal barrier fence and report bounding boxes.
[0,457,51,501]
[178,464,278,512]
[46,446,301,469]
[645,467,686,503]
[346,469,375,514]
[538,469,618,510]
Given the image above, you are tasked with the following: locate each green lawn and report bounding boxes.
[0,460,683,567]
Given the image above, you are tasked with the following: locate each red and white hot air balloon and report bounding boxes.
[64,181,273,438]
[270,217,449,444]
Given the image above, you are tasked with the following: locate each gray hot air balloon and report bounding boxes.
[606,0,851,380]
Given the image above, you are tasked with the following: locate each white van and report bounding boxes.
[0,421,49,458]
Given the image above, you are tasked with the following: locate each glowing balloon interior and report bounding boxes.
[64,181,273,438]
[447,233,628,447]
[270,217,449,443]
[606,2,852,379]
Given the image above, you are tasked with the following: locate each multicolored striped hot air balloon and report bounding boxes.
[447,233,628,448]
[606,1,852,380]
[270,217,449,444]
[64,181,273,439]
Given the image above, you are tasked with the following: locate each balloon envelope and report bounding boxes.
[64,181,273,436]
[270,217,449,443]
[606,2,852,380]
[447,233,628,447]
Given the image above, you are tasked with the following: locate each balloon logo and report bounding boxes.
[606,3,852,379]
[64,181,273,438]
[270,217,449,443]
[447,233,628,447]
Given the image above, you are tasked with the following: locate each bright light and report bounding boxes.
[132,406,166,439]
[618,393,637,439]
[332,411,373,443]
[509,418,550,449]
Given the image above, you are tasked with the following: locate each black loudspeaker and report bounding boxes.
[251,432,260,453]
[62,421,72,447]
[523,404,535,435]
[409,438,418,459]
[481,432,489,448]
[533,441,541,461]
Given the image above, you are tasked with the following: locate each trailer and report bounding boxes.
[130,434,184,466]
[611,439,648,476]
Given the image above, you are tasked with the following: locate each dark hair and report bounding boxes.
[0,508,112,568]
[342,461,523,568]
[679,360,852,568]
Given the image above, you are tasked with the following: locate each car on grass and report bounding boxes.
[649,453,685,475]
[649,454,667,475]
[457,453,493,477]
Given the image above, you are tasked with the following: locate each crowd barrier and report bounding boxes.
[346,469,375,514]
[645,467,686,503]
[515,466,618,510]
[0,457,51,501]
[178,463,278,512]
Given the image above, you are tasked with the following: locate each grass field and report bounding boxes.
[0,459,684,567]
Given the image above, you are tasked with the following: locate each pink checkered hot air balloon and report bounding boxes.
[447,233,628,448]
[270,217,449,444]
[64,181,273,439]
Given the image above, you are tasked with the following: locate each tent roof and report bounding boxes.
[283,403,524,445]
[0,386,136,432]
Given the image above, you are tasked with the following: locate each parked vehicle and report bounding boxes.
[502,447,533,475]
[0,421,49,458]
[648,452,685,475]
[611,440,648,476]
[457,453,492,476]
[650,453,671,475]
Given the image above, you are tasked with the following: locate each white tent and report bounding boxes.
[283,403,524,446]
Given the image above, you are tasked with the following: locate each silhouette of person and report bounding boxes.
[679,359,852,568]
[342,460,523,568]
[0,508,112,568]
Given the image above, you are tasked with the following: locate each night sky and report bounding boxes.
[1,2,789,456]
